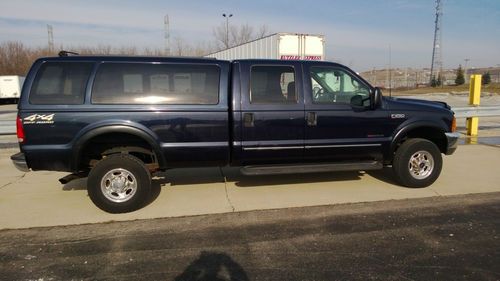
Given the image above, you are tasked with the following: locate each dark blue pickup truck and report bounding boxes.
[11,55,459,213]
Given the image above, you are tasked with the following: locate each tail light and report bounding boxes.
[451,116,457,132]
[16,115,25,143]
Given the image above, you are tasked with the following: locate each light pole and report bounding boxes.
[222,13,232,49]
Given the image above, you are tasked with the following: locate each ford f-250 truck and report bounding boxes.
[11,54,459,213]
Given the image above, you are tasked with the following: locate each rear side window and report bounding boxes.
[30,62,93,105]
[250,65,296,104]
[92,63,220,105]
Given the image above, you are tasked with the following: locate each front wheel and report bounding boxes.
[87,154,151,213]
[392,138,442,188]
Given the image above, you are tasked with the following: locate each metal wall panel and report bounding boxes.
[205,33,324,61]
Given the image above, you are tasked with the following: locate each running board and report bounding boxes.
[240,161,383,176]
[59,172,88,184]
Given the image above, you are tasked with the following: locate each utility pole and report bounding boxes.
[386,67,389,90]
[47,24,54,53]
[497,64,500,83]
[389,44,392,96]
[164,15,170,56]
[464,58,470,83]
[405,67,409,89]
[222,13,232,49]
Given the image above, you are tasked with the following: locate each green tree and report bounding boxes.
[431,76,438,87]
[430,75,442,87]
[455,65,465,85]
[482,72,491,85]
[431,73,443,87]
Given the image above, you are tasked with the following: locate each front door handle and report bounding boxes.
[307,112,317,126]
[244,113,254,127]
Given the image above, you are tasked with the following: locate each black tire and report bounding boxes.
[87,154,151,213]
[392,138,442,188]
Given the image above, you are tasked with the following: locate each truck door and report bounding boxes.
[238,61,305,164]
[303,64,391,162]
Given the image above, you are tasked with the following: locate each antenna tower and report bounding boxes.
[47,24,54,53]
[164,15,170,56]
[430,0,443,84]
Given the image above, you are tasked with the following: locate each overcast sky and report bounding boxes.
[1,0,499,71]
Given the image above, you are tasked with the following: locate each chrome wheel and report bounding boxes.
[408,150,434,180]
[100,168,137,203]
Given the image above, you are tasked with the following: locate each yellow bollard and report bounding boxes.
[466,117,479,136]
[468,74,481,106]
[466,74,481,136]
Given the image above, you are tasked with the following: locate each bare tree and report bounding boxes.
[143,47,164,57]
[212,23,228,50]
[0,42,52,76]
[172,37,195,56]
[230,24,253,46]
[0,23,271,75]
[213,23,271,50]
[257,25,270,38]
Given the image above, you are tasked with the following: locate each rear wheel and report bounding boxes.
[87,154,151,213]
[392,138,442,188]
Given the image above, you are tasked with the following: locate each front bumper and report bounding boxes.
[445,132,461,155]
[11,152,29,172]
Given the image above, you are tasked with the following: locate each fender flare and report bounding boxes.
[71,124,166,171]
[390,120,447,155]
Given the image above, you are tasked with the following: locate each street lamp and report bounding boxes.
[222,13,232,49]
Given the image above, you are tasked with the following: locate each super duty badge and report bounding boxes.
[391,113,406,119]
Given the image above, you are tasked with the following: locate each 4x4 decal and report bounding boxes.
[23,114,55,124]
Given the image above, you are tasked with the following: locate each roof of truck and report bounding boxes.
[35,54,349,71]
[38,55,224,63]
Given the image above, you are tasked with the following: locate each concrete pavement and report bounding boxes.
[1,143,500,229]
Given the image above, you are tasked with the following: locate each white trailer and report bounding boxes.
[205,33,325,61]
[0,76,25,103]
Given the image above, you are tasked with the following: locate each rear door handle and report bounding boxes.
[307,112,317,126]
[244,113,254,127]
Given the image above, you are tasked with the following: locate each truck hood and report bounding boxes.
[385,97,452,112]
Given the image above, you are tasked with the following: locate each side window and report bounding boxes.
[310,67,370,105]
[250,65,296,104]
[92,63,220,105]
[30,62,93,104]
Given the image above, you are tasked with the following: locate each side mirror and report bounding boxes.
[350,95,367,111]
[371,87,382,109]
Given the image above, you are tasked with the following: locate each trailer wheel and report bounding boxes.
[393,138,442,188]
[87,154,151,213]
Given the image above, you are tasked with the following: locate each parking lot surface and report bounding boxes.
[1,143,500,229]
[0,193,499,280]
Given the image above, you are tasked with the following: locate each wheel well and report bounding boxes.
[395,127,447,154]
[78,133,159,171]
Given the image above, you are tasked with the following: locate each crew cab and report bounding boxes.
[11,54,459,213]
